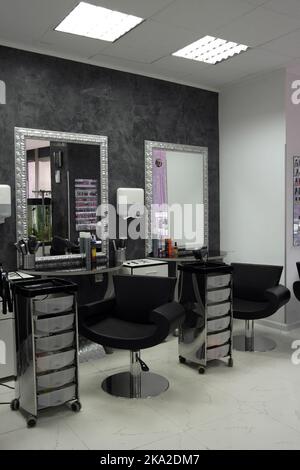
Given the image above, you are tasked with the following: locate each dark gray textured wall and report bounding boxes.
[0,45,219,270]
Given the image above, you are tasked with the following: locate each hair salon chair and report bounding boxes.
[293,263,300,303]
[79,275,185,398]
[293,281,300,301]
[232,263,290,352]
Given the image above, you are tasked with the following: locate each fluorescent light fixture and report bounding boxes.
[55,2,144,42]
[173,35,249,64]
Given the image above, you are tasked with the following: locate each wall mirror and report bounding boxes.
[15,127,108,263]
[145,141,208,256]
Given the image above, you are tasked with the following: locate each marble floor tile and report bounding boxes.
[0,420,88,450]
[133,431,209,451]
[185,409,300,450]
[1,326,300,449]
[64,397,183,450]
[0,403,26,436]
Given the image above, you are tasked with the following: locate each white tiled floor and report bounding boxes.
[1,324,300,450]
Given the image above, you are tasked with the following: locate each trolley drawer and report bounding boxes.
[35,332,74,353]
[34,294,74,315]
[207,288,231,304]
[207,330,231,348]
[36,349,75,373]
[207,343,230,361]
[37,367,76,391]
[207,302,230,319]
[207,274,231,289]
[38,384,76,410]
[35,313,75,335]
[207,315,231,333]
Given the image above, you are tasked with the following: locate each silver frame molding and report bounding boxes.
[15,127,109,264]
[144,140,209,256]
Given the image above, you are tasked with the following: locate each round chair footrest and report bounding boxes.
[233,334,276,352]
[102,371,169,398]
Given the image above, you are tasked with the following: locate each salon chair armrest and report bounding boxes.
[264,285,291,310]
[150,301,185,338]
[293,281,300,302]
[79,298,116,326]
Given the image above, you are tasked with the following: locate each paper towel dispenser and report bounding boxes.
[117,188,144,219]
[0,185,11,223]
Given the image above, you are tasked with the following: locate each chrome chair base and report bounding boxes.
[233,334,276,352]
[102,371,169,398]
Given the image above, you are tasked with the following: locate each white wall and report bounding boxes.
[219,69,286,324]
[286,66,300,326]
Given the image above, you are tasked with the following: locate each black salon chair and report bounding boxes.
[79,275,185,398]
[293,263,300,301]
[293,281,300,302]
[232,263,290,352]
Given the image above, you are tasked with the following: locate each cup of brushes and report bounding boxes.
[15,236,40,270]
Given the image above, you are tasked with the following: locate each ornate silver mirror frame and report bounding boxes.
[15,127,109,264]
[144,140,209,256]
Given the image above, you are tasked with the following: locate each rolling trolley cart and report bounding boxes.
[178,262,233,374]
[11,278,81,427]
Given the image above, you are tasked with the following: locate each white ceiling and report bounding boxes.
[0,0,300,91]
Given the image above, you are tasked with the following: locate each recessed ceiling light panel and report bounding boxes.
[172,35,249,64]
[55,2,144,42]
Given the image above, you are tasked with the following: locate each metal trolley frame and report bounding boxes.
[10,278,81,427]
[178,262,233,374]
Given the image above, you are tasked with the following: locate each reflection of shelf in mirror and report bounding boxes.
[74,185,97,189]
[27,198,52,206]
[75,212,96,216]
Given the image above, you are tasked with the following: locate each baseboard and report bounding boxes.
[257,318,300,332]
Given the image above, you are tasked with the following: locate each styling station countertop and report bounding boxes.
[20,265,123,304]
[20,265,122,277]
[148,251,227,263]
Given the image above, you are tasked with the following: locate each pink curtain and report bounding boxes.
[152,149,167,205]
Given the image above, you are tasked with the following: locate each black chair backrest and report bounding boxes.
[296,262,300,279]
[113,275,176,324]
[232,263,283,301]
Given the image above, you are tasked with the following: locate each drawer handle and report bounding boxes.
[145,271,158,275]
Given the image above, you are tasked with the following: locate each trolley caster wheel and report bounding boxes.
[27,416,37,428]
[10,399,19,411]
[71,401,82,412]
[198,367,206,375]
[228,358,233,368]
[179,356,186,364]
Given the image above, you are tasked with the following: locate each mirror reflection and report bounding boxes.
[145,141,208,257]
[26,139,52,245]
[15,128,108,271]
[25,139,101,256]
